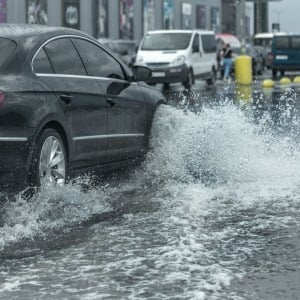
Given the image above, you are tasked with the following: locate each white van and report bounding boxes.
[135,30,217,89]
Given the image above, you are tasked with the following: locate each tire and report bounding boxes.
[206,68,217,86]
[29,128,67,188]
[183,70,193,90]
[163,83,170,91]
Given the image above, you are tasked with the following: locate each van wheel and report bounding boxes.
[163,83,170,91]
[183,70,193,90]
[206,68,217,86]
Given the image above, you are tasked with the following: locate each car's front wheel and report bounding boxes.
[29,128,67,188]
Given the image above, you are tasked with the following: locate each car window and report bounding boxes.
[33,48,54,74]
[0,38,16,68]
[72,38,125,80]
[202,34,217,53]
[291,36,300,49]
[44,38,86,75]
[275,37,289,50]
[192,34,199,51]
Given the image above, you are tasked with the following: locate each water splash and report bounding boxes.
[1,92,300,299]
[0,181,112,251]
[2,91,300,256]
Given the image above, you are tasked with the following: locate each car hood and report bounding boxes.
[137,50,184,63]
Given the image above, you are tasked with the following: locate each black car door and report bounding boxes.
[72,38,148,162]
[33,37,110,168]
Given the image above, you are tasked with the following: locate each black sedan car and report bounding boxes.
[0,24,165,191]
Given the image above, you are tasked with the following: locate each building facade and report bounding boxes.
[222,0,283,39]
[3,0,221,40]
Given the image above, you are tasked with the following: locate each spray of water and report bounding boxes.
[144,101,300,186]
[0,181,112,251]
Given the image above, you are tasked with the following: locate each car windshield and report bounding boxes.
[0,38,16,68]
[141,33,192,51]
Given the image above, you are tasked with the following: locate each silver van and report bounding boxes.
[135,30,217,89]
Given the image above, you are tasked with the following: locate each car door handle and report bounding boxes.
[106,97,116,107]
[60,94,73,104]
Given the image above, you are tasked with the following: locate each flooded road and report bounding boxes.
[1,80,300,299]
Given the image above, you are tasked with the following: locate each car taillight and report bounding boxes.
[0,91,4,106]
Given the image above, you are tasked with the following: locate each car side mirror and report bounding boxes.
[132,65,152,82]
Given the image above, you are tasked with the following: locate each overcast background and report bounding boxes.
[246,0,296,34]
[268,0,299,33]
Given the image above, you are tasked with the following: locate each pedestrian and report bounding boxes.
[220,43,233,82]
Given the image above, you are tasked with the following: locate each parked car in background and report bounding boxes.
[99,38,138,67]
[216,42,265,78]
[0,24,165,192]
[216,33,241,78]
[253,45,269,68]
[271,34,300,79]
[237,44,265,76]
[253,32,286,69]
[135,30,217,89]
[216,33,241,50]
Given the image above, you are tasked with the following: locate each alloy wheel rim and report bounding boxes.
[39,136,66,186]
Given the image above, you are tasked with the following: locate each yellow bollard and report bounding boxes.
[293,76,300,84]
[262,79,274,88]
[293,76,300,93]
[235,55,252,85]
[280,77,291,85]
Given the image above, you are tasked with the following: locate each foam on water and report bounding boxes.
[0,181,112,251]
[144,102,300,186]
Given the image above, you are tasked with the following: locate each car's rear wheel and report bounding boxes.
[29,128,67,188]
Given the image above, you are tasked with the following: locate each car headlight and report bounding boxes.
[171,55,185,66]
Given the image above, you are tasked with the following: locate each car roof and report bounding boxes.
[274,33,300,37]
[0,23,91,41]
[0,24,97,75]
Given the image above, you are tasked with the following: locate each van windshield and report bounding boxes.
[141,33,192,51]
